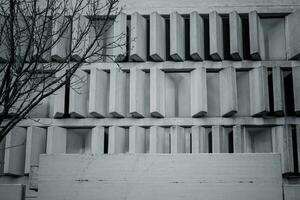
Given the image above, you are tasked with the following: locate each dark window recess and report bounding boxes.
[283,71,295,116]
[268,71,275,116]
[241,16,251,60]
[292,126,299,174]
[63,72,71,118]
[184,18,191,60]
[228,131,234,153]
[208,131,212,153]
[104,127,109,154]
[146,17,152,61]
[125,25,130,61]
[203,16,211,60]
[165,18,172,61]
[222,16,231,60]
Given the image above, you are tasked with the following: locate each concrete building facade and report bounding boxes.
[1,0,300,199]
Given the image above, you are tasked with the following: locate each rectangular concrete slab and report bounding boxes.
[71,15,89,61]
[170,126,185,153]
[209,11,223,61]
[292,67,300,114]
[150,68,165,117]
[129,126,146,153]
[229,11,243,60]
[272,67,284,114]
[113,13,127,62]
[149,126,169,153]
[150,12,166,61]
[249,11,265,60]
[108,126,128,154]
[286,10,300,59]
[130,68,146,117]
[38,154,283,200]
[191,126,208,153]
[46,126,67,154]
[190,11,204,60]
[170,12,185,61]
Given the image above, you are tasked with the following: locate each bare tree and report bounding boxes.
[0,0,125,142]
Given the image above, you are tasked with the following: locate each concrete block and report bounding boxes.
[292,66,300,114]
[130,68,146,117]
[113,13,127,62]
[129,126,146,153]
[69,70,89,118]
[209,11,223,61]
[88,68,109,118]
[51,16,71,61]
[0,184,24,200]
[272,67,284,114]
[130,12,147,61]
[149,126,169,153]
[249,66,269,116]
[53,70,67,118]
[71,15,89,61]
[190,11,204,61]
[212,126,228,153]
[150,12,166,61]
[191,67,207,117]
[25,126,46,174]
[191,126,208,153]
[109,68,127,117]
[46,126,67,154]
[90,126,105,154]
[4,127,27,176]
[229,11,243,60]
[249,11,265,60]
[272,125,294,174]
[108,126,128,154]
[170,126,185,153]
[170,12,185,61]
[286,10,300,59]
[150,68,165,117]
[219,66,238,117]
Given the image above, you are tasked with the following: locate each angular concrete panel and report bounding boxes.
[191,126,208,153]
[190,67,207,117]
[249,11,265,60]
[113,13,127,62]
[4,127,27,176]
[130,12,147,61]
[150,68,165,117]
[52,70,67,118]
[190,11,204,61]
[209,11,223,61]
[130,68,146,117]
[109,68,127,117]
[71,15,89,61]
[69,70,89,118]
[88,68,109,118]
[129,126,146,153]
[108,126,127,154]
[292,66,300,115]
[90,126,105,154]
[249,66,269,116]
[229,11,243,60]
[212,126,228,153]
[170,12,185,61]
[272,67,284,114]
[219,66,238,117]
[46,126,67,154]
[149,126,169,153]
[170,126,185,153]
[25,126,46,174]
[286,10,300,59]
[150,12,166,61]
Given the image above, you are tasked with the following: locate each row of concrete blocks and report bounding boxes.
[53,65,300,118]
[1,9,299,63]
[0,124,297,176]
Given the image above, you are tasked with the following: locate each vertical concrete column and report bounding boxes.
[229,11,243,60]
[170,11,185,61]
[51,16,71,61]
[4,127,27,175]
[150,12,166,61]
[109,68,126,117]
[209,11,223,61]
[129,126,146,153]
[88,68,109,118]
[249,66,269,116]
[69,69,89,118]
[185,129,191,153]
[292,66,300,115]
[53,70,67,118]
[46,126,67,154]
[71,15,89,61]
[170,126,185,153]
[285,10,300,59]
[90,126,105,154]
[130,68,146,118]
[190,67,207,117]
[149,126,169,153]
[272,125,294,174]
[219,66,238,117]
[108,126,127,154]
[113,13,127,62]
[233,125,243,153]
[130,12,147,61]
[25,126,46,174]
[150,68,165,118]
[190,11,204,61]
[191,126,208,153]
[272,67,284,114]
[212,126,228,153]
[249,11,265,60]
